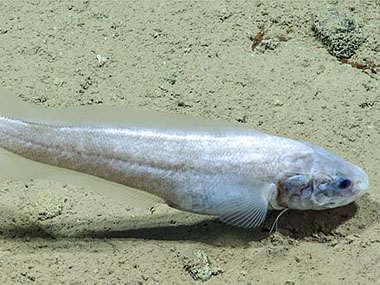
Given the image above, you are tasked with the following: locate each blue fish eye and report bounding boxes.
[336,178,351,189]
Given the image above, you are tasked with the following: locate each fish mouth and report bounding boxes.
[351,164,369,197]
[354,173,369,197]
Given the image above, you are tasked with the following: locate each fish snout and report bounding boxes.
[352,166,369,197]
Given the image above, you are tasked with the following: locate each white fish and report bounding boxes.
[0,88,369,228]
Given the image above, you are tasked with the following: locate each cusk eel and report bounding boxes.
[0,88,369,228]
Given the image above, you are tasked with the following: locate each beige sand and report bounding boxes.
[0,1,379,284]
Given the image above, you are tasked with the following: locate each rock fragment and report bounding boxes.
[182,249,212,281]
[313,8,365,59]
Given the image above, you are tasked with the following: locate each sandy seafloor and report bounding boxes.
[0,1,379,284]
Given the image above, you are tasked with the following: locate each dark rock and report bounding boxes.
[313,8,365,59]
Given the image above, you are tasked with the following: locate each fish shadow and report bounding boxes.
[1,195,377,247]
[265,203,357,239]
[85,202,359,245]
[81,195,377,245]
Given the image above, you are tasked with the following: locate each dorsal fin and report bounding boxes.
[0,87,261,134]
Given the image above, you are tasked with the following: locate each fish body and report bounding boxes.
[0,88,369,228]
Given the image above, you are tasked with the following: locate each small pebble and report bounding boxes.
[97,54,107,66]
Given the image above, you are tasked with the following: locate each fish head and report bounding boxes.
[277,142,369,210]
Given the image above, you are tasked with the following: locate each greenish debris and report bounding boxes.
[38,198,63,220]
[182,249,212,281]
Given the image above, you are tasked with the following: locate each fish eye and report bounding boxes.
[336,178,351,189]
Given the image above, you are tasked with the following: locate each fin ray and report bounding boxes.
[212,179,275,228]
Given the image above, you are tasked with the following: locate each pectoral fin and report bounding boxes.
[214,180,275,228]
